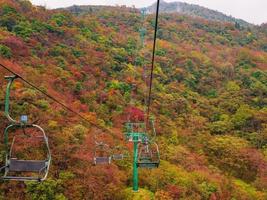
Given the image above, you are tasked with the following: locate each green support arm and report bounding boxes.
[4,75,19,124]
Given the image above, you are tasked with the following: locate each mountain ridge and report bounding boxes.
[62,1,252,27]
[145,0,252,27]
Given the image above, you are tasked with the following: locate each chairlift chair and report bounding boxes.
[0,121,51,181]
[111,146,129,161]
[93,142,111,165]
[0,75,51,181]
[137,142,160,168]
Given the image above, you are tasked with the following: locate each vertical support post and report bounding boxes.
[133,137,138,191]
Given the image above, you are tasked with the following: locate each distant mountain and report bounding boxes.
[146,0,252,27]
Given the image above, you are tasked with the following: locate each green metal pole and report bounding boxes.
[4,76,17,123]
[4,79,12,117]
[133,139,138,191]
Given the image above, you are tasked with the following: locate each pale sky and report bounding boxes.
[30,0,267,25]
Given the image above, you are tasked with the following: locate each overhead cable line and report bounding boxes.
[0,63,114,135]
[146,0,160,124]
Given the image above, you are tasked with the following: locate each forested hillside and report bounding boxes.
[0,0,267,199]
[146,0,251,27]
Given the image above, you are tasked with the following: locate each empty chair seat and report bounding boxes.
[9,159,47,172]
[112,154,124,160]
[137,161,159,168]
[94,157,111,165]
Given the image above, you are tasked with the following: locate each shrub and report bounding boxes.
[0,5,19,31]
[204,136,264,181]
[26,178,67,200]
[51,13,68,27]
[2,36,29,56]
[0,44,12,58]
[119,188,154,200]
[37,99,50,110]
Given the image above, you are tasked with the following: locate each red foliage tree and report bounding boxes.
[2,36,29,57]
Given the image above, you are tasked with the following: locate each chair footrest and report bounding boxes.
[2,176,42,181]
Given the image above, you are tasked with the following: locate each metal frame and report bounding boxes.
[124,120,160,192]
[0,75,51,181]
[137,142,160,168]
[124,122,148,143]
[111,145,129,161]
[93,142,112,165]
[1,124,51,181]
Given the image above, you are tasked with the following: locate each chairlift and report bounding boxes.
[93,142,111,165]
[111,146,129,161]
[0,123,51,181]
[0,76,51,181]
[137,142,160,169]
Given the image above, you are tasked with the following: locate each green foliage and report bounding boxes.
[49,44,68,57]
[59,171,75,181]
[1,5,17,15]
[74,82,83,94]
[112,47,128,63]
[226,81,240,92]
[51,13,68,27]
[26,179,67,200]
[139,161,194,193]
[72,124,87,143]
[209,119,232,134]
[231,104,253,129]
[155,49,166,56]
[199,182,217,199]
[13,21,33,39]
[0,44,12,58]
[0,5,20,31]
[107,80,131,94]
[233,179,267,200]
[31,20,48,32]
[204,136,260,181]
[71,48,84,58]
[119,188,154,200]
[37,99,50,110]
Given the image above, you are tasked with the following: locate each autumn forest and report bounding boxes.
[0,0,267,199]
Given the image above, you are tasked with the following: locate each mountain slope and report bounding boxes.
[0,0,267,199]
[146,0,252,27]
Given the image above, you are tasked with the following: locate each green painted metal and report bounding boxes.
[124,122,148,143]
[4,76,18,124]
[124,121,160,191]
[124,123,147,191]
[139,28,146,48]
[139,8,147,49]
[133,138,138,191]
